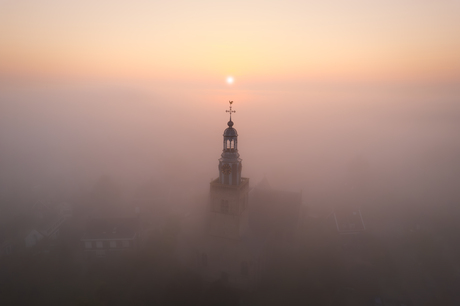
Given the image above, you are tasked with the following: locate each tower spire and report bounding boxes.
[218,100,241,185]
[209,100,249,240]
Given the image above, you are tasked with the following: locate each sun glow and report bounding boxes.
[226,76,234,84]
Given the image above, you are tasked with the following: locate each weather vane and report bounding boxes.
[226,101,236,120]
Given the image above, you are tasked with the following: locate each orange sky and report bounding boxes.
[1,0,460,84]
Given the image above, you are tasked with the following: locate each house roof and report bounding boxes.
[333,207,365,233]
[81,217,139,240]
[38,215,66,237]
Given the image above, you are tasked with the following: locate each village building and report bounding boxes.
[81,217,140,260]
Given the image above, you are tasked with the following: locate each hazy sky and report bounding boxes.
[1,0,460,84]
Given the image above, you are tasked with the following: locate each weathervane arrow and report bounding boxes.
[226,101,236,120]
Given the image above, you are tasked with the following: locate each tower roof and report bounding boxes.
[223,124,238,137]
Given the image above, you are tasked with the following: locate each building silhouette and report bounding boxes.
[179,102,302,289]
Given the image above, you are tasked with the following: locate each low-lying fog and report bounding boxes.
[1,81,459,206]
[2,80,460,305]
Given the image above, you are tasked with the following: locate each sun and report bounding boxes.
[226,76,234,84]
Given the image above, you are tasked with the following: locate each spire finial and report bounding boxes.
[226,101,236,121]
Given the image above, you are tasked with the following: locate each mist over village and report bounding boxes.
[1,1,460,306]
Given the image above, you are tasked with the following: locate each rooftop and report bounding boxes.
[81,217,139,240]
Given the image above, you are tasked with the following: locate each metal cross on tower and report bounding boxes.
[226,101,236,120]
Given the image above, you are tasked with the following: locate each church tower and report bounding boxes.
[208,101,250,239]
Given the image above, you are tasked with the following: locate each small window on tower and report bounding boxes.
[221,199,229,213]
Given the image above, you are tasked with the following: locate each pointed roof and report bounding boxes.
[255,176,271,190]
